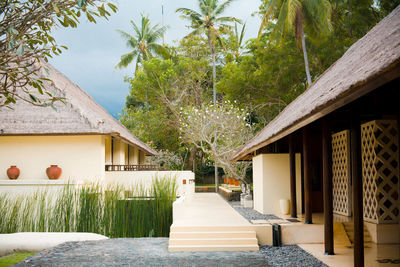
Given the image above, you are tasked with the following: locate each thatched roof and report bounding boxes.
[232,6,400,161]
[0,62,156,156]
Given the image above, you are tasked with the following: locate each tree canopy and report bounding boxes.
[119,0,397,179]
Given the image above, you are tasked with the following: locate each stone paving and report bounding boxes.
[14,238,328,267]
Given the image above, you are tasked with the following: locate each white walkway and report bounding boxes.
[169,193,259,252]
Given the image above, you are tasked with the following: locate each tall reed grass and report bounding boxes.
[0,177,177,238]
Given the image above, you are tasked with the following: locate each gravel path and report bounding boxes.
[260,245,328,267]
[15,238,269,267]
[14,238,328,267]
[228,201,281,221]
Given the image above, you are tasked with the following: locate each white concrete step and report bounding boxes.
[168,244,259,252]
[170,231,256,239]
[169,237,258,246]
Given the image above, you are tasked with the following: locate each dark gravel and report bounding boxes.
[260,245,328,267]
[228,201,281,221]
[15,238,269,267]
[14,239,328,267]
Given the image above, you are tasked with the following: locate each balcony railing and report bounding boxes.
[105,164,162,171]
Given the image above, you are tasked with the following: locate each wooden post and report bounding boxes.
[351,119,364,267]
[289,135,297,218]
[303,126,312,224]
[322,119,334,255]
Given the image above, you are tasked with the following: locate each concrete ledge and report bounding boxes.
[254,224,272,246]
[0,180,84,185]
[281,224,324,244]
[0,232,108,256]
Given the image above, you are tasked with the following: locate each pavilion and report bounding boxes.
[232,6,400,267]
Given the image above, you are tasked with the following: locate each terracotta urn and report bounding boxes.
[224,178,227,184]
[234,180,240,186]
[46,165,62,180]
[7,165,20,180]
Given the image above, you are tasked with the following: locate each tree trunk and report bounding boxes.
[207,29,217,104]
[207,29,218,192]
[301,27,312,87]
[189,147,197,172]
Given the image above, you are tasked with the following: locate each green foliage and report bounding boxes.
[218,36,306,128]
[0,178,177,238]
[219,0,387,127]
[0,0,117,107]
[116,14,168,73]
[120,106,180,151]
[0,252,36,266]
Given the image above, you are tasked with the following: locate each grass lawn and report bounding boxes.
[0,252,36,267]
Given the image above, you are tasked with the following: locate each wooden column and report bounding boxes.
[303,126,312,224]
[322,119,334,255]
[289,135,297,218]
[351,119,364,267]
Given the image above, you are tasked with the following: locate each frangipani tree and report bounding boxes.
[179,101,253,184]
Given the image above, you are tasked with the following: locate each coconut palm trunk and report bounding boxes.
[301,29,312,87]
[207,29,219,192]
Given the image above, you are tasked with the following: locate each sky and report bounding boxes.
[49,0,262,118]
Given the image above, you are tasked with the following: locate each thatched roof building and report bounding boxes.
[0,62,156,156]
[232,5,400,161]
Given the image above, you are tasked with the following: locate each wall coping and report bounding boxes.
[0,180,85,186]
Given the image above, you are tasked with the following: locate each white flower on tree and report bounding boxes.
[179,101,253,184]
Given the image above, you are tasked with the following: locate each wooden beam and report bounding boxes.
[351,118,364,267]
[289,135,297,218]
[303,126,312,224]
[322,119,334,255]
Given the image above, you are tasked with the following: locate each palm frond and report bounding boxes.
[258,0,280,38]
[116,30,138,48]
[215,0,236,15]
[116,50,138,69]
[215,16,242,24]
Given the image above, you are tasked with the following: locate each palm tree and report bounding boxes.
[177,0,240,192]
[176,0,241,103]
[116,14,168,74]
[258,0,332,87]
[231,22,246,60]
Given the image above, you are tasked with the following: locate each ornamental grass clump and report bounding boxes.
[0,176,177,238]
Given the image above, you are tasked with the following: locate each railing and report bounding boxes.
[105,164,162,171]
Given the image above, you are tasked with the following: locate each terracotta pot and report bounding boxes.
[228,178,234,184]
[7,165,20,180]
[46,165,62,180]
[183,179,186,185]
[224,178,227,184]
[234,180,240,186]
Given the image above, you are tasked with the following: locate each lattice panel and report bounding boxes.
[361,120,399,224]
[332,130,352,216]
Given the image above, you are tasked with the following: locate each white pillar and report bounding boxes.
[139,150,146,165]
[112,139,125,165]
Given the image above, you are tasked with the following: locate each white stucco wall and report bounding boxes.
[0,135,105,182]
[105,171,195,196]
[253,153,302,215]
